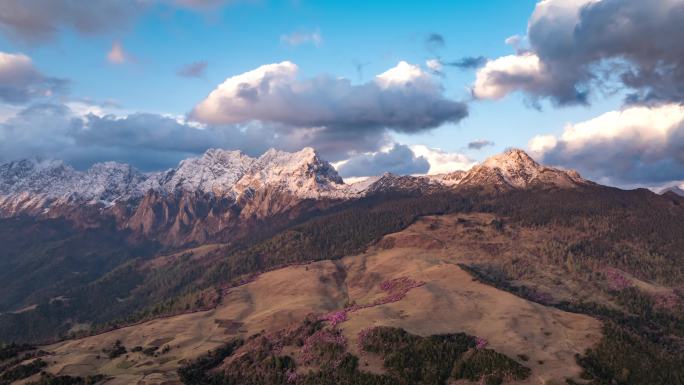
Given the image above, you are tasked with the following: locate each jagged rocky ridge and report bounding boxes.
[0,148,588,246]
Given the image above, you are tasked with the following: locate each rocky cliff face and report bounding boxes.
[112,148,353,246]
[0,147,589,246]
[0,148,358,246]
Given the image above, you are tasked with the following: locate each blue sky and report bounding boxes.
[0,0,558,153]
[0,0,683,188]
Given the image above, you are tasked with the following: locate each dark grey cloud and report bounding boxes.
[478,0,684,106]
[0,0,146,43]
[0,52,68,104]
[0,0,235,43]
[337,144,430,178]
[0,102,390,170]
[446,56,487,70]
[427,57,487,77]
[467,139,494,150]
[177,61,208,78]
[192,61,468,135]
[425,33,445,51]
[173,0,230,9]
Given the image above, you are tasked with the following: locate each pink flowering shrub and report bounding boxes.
[377,277,426,304]
[319,310,348,327]
[285,368,298,383]
[603,268,632,291]
[319,276,425,328]
[475,337,488,350]
[653,291,683,312]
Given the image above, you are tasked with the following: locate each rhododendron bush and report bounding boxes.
[653,291,684,312]
[475,337,488,350]
[319,276,425,328]
[603,268,632,291]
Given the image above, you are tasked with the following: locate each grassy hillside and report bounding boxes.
[3,185,684,367]
[177,319,530,385]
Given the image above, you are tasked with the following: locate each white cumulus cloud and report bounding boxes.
[472,53,549,100]
[191,60,468,132]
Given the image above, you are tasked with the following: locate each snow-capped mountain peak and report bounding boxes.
[156,148,256,195]
[482,148,540,171]
[0,147,597,246]
[479,148,544,188]
[0,147,591,221]
[460,148,587,189]
[0,159,147,215]
[255,147,342,184]
[77,162,147,203]
[234,147,344,199]
[0,158,79,196]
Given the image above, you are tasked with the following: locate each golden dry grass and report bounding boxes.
[38,213,603,385]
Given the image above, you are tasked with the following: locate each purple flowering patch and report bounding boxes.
[603,268,632,291]
[475,336,488,350]
[654,291,683,312]
[320,310,348,327]
[285,368,298,383]
[319,276,425,328]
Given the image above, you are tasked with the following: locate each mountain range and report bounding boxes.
[0,147,589,208]
[0,147,589,246]
[1,148,683,385]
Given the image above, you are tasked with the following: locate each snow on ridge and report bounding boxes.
[0,147,355,208]
[156,148,256,196]
[469,148,587,188]
[0,147,589,215]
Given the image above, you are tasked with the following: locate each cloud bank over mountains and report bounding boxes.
[0,58,472,176]
[336,144,430,178]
